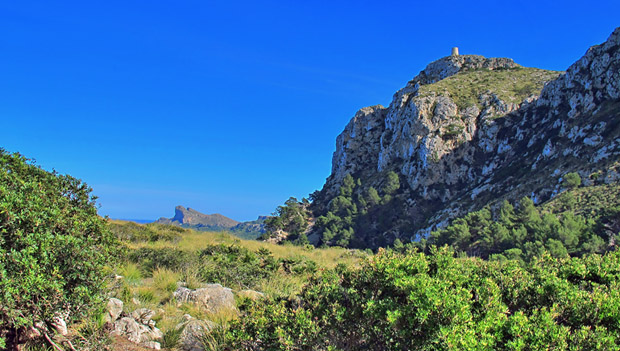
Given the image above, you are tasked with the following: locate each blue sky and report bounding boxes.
[1,1,618,221]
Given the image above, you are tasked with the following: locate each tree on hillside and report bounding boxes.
[563,172,582,189]
[0,150,117,350]
[263,197,310,243]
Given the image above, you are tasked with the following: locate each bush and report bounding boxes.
[128,247,199,274]
[228,248,620,350]
[0,150,117,348]
[108,221,184,243]
[563,172,582,189]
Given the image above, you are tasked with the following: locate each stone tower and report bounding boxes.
[451,47,459,56]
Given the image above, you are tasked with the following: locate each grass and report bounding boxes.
[119,224,361,270]
[118,262,142,285]
[108,221,364,344]
[417,67,562,112]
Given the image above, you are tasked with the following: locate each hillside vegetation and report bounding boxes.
[417,66,561,110]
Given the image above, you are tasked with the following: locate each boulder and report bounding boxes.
[177,319,217,351]
[174,284,236,314]
[111,317,142,344]
[105,298,124,323]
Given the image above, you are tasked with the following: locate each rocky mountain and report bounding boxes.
[156,205,240,229]
[156,206,266,238]
[309,27,620,248]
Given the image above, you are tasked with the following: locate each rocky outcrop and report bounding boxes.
[105,299,162,350]
[104,298,124,323]
[315,27,620,246]
[173,284,236,314]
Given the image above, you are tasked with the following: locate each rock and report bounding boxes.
[177,319,217,351]
[174,284,236,314]
[110,308,163,346]
[237,289,266,301]
[105,298,124,323]
[142,341,162,350]
[131,308,155,324]
[111,317,142,344]
[51,315,68,336]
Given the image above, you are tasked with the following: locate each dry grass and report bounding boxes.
[121,225,362,269]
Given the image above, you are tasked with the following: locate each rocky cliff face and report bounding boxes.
[314,28,620,246]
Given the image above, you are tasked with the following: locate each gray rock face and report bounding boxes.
[317,27,620,244]
[174,284,236,314]
[331,105,387,185]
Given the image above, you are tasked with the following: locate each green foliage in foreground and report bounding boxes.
[0,150,117,346]
[228,247,620,350]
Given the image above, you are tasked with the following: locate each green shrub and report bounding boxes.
[128,247,199,274]
[0,149,117,347]
[228,248,620,350]
[564,172,582,189]
[198,244,278,290]
[109,221,183,243]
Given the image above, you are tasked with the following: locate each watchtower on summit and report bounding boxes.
[451,47,459,56]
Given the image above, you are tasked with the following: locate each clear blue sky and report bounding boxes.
[1,1,618,221]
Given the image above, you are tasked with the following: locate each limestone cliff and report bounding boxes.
[312,28,620,248]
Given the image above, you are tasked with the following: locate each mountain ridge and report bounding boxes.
[297,27,620,248]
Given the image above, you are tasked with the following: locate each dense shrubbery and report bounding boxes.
[109,221,185,243]
[0,150,117,348]
[228,247,620,350]
[426,197,618,261]
[127,243,317,291]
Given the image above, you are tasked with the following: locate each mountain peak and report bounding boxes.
[308,27,620,248]
[410,54,520,86]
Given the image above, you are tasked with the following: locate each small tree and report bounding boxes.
[0,150,117,349]
[563,172,581,189]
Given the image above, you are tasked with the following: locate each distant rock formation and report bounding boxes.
[156,205,239,229]
[156,206,266,238]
